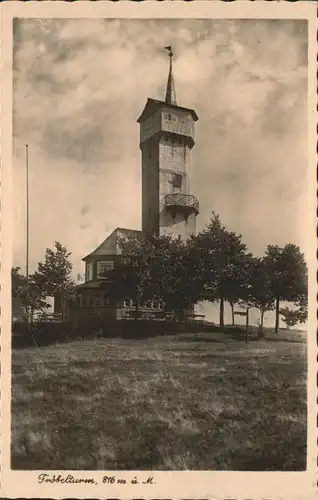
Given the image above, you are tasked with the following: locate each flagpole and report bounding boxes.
[26,144,29,281]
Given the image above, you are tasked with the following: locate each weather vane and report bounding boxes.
[165,45,174,58]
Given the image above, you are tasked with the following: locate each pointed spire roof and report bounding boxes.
[137,46,199,124]
[164,46,177,105]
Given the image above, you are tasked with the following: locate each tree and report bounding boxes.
[11,268,49,323]
[280,306,307,329]
[296,294,308,323]
[76,273,85,283]
[195,212,251,328]
[12,267,26,299]
[264,244,308,334]
[240,257,275,332]
[105,234,155,319]
[18,276,50,323]
[12,267,28,322]
[152,235,203,319]
[35,242,75,317]
[105,234,203,321]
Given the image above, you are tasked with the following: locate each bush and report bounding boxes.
[12,322,77,348]
[223,325,259,341]
[12,318,212,348]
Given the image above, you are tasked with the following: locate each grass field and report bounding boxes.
[11,330,307,470]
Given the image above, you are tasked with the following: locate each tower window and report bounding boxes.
[97,261,114,278]
[172,173,182,189]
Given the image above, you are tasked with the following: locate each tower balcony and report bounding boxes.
[165,193,199,216]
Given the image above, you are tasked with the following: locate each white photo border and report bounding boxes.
[1,2,317,499]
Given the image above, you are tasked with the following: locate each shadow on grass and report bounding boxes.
[175,336,232,344]
[265,337,306,344]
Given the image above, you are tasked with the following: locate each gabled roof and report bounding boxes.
[82,227,142,261]
[137,98,198,123]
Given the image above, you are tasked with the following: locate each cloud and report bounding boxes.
[12,19,308,276]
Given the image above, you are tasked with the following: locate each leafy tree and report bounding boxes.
[105,234,154,319]
[12,267,28,322]
[18,276,50,323]
[105,234,203,321]
[76,273,85,283]
[12,267,26,299]
[11,268,49,323]
[225,254,253,326]
[152,235,203,320]
[195,212,251,328]
[280,306,307,329]
[240,257,275,332]
[264,244,308,334]
[35,242,75,317]
[296,294,308,323]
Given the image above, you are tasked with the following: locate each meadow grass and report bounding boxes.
[11,330,307,470]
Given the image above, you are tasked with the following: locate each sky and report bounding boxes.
[13,18,308,285]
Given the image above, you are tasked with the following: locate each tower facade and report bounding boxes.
[137,48,199,240]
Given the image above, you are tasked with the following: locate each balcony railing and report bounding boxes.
[165,193,199,215]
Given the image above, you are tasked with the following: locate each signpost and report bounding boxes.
[233,309,249,343]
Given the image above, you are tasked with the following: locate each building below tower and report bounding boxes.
[67,227,198,327]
